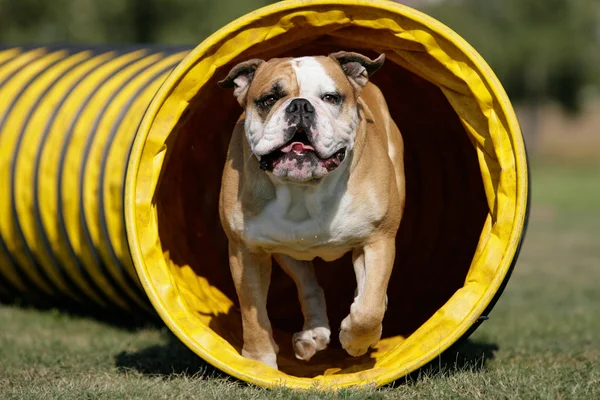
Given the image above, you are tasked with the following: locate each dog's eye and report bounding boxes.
[260,95,277,108]
[322,93,341,105]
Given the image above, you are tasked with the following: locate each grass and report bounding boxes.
[1,158,600,399]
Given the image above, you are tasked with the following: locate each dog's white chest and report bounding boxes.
[242,181,380,261]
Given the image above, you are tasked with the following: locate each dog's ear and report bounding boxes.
[329,51,385,91]
[218,59,264,106]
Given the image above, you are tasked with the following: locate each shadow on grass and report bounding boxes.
[1,294,162,331]
[114,332,227,380]
[114,332,498,384]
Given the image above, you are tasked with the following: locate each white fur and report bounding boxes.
[292,57,337,98]
[239,58,381,261]
[243,164,384,262]
[227,56,396,366]
[245,57,357,160]
[247,107,291,155]
[292,57,355,157]
[233,75,251,98]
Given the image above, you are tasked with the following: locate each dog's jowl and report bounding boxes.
[217,51,406,370]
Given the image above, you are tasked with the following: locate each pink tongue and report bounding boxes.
[280,142,315,153]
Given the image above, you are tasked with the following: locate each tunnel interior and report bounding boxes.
[153,37,488,378]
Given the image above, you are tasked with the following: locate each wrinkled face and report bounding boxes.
[219,52,385,184]
[243,56,357,183]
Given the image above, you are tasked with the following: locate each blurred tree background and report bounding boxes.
[420,0,600,150]
[1,0,598,151]
[0,0,279,44]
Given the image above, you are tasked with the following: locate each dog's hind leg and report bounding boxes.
[274,254,330,361]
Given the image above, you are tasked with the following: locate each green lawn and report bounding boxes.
[1,159,599,399]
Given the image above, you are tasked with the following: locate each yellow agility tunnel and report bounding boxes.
[0,0,529,390]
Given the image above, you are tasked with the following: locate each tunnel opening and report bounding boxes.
[153,38,488,378]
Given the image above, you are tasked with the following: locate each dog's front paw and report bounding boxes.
[339,314,382,357]
[292,326,331,361]
[241,348,279,370]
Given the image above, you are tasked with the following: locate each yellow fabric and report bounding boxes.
[0,48,34,294]
[0,49,69,296]
[126,0,528,390]
[0,0,527,390]
[80,52,182,311]
[101,53,189,308]
[39,50,147,307]
[15,50,97,302]
[0,46,187,311]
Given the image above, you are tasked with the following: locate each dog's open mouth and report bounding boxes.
[258,127,346,173]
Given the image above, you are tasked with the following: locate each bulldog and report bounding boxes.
[217,51,405,370]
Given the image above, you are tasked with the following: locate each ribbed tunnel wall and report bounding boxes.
[0,0,529,391]
[0,45,189,312]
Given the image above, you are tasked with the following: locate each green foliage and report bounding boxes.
[423,0,600,114]
[0,0,597,112]
[0,0,280,45]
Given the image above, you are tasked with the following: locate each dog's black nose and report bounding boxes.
[286,98,315,115]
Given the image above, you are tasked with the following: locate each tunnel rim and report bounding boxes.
[124,0,529,389]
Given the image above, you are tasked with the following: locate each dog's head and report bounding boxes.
[218,51,385,183]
